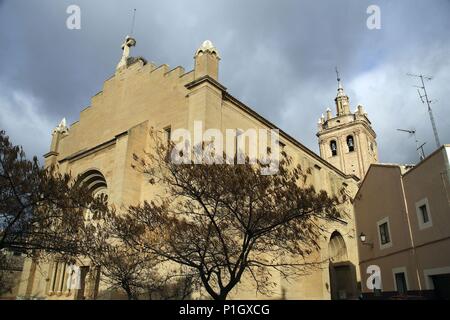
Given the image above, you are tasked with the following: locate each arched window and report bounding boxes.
[78,170,108,221]
[330,140,338,156]
[328,231,348,263]
[347,135,355,152]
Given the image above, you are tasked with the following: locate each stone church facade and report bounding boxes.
[16,37,378,300]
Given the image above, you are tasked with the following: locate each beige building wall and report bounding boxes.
[17,39,361,300]
[354,146,450,298]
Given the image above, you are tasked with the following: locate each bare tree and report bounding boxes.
[82,209,197,300]
[116,132,348,300]
[0,250,25,297]
[0,130,104,258]
[0,129,192,300]
[82,210,158,300]
[0,251,12,295]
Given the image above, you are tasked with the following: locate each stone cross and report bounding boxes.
[116,36,136,70]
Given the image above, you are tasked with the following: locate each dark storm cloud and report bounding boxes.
[0,0,449,164]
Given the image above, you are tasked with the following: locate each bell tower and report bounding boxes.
[317,70,378,179]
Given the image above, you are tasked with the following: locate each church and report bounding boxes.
[16,36,379,300]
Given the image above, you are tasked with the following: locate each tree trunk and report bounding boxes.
[216,294,228,301]
[123,285,135,300]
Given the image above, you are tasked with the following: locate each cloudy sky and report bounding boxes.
[0,0,449,164]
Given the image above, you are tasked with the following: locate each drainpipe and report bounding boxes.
[399,172,423,291]
[442,147,450,207]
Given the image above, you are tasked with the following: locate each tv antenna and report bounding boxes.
[407,73,441,149]
[397,128,426,161]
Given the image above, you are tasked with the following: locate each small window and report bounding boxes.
[347,135,355,152]
[419,205,429,223]
[379,222,390,245]
[377,217,392,249]
[330,140,338,156]
[415,198,432,230]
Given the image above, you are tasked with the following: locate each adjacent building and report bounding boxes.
[354,146,450,299]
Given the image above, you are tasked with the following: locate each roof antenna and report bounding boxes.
[407,73,441,149]
[130,8,137,36]
[397,128,426,161]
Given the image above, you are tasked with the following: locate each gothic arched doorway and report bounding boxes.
[328,231,357,300]
[79,169,109,221]
[75,169,107,300]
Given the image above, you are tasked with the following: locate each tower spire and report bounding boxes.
[334,67,350,115]
[335,67,345,97]
[335,67,341,86]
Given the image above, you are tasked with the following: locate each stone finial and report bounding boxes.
[48,118,69,160]
[357,104,366,115]
[53,118,69,134]
[326,108,332,120]
[195,40,220,59]
[194,40,221,80]
[317,113,325,124]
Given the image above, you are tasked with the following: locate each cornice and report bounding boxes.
[185,75,227,92]
[58,131,128,164]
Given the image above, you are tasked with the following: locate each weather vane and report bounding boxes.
[335,67,341,82]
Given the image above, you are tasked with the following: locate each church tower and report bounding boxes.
[317,70,378,179]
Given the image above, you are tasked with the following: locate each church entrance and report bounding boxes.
[74,266,90,300]
[74,266,101,300]
[328,232,358,300]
